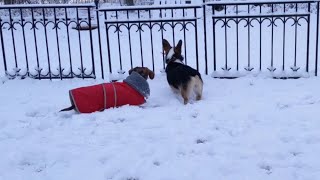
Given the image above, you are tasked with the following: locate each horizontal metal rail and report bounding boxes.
[206,0,319,6]
[0,4,95,9]
[99,4,202,11]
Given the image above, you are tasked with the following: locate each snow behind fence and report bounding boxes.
[0,1,320,80]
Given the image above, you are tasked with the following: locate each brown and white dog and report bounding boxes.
[163,39,203,104]
[60,67,154,113]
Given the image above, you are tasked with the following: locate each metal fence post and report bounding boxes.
[316,2,319,76]
[95,0,104,79]
[0,19,7,75]
[203,3,208,75]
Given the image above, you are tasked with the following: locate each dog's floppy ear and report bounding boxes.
[162,39,172,54]
[128,68,135,75]
[175,40,183,54]
[147,68,155,80]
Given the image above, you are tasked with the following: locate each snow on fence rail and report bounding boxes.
[0,0,320,80]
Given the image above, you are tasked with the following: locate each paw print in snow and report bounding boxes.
[196,139,207,144]
[259,163,272,174]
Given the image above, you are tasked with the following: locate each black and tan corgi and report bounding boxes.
[162,39,203,104]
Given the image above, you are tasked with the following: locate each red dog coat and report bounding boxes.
[68,72,150,113]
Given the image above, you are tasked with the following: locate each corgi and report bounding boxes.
[162,39,203,104]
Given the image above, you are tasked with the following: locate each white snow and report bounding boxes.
[1,75,320,180]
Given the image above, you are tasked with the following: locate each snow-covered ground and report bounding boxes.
[1,74,320,180]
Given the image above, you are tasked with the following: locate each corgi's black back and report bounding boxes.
[165,62,202,89]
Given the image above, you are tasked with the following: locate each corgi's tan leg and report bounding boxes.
[181,88,190,105]
[194,75,203,101]
[180,78,196,105]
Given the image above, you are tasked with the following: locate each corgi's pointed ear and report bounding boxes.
[177,40,182,48]
[162,39,172,54]
[175,40,183,54]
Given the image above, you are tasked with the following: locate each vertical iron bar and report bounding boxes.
[194,7,199,71]
[115,10,122,71]
[259,5,262,71]
[236,5,239,71]
[31,8,40,79]
[247,5,251,69]
[305,4,311,71]
[212,6,216,71]
[149,9,155,72]
[294,17,298,67]
[9,9,18,69]
[88,7,96,78]
[294,3,298,68]
[65,7,73,78]
[171,9,175,45]
[138,10,144,67]
[76,8,84,78]
[271,4,274,68]
[54,8,63,79]
[105,11,112,73]
[183,8,187,65]
[315,2,319,76]
[203,4,208,74]
[224,5,227,70]
[43,8,51,80]
[96,4,104,79]
[282,4,286,71]
[306,15,310,72]
[160,9,165,69]
[0,18,7,73]
[127,10,133,69]
[20,8,29,76]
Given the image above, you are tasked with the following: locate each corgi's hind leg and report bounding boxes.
[181,87,191,105]
[180,78,196,105]
[194,75,203,101]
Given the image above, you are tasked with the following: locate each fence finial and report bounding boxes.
[94,0,99,8]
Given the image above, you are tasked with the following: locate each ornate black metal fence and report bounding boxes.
[0,4,97,79]
[99,4,202,79]
[204,0,320,78]
[0,1,320,80]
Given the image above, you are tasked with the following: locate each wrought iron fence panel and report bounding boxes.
[98,4,203,77]
[204,0,320,78]
[1,1,320,80]
[0,4,97,79]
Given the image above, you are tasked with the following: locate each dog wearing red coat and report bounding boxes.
[60,67,155,113]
